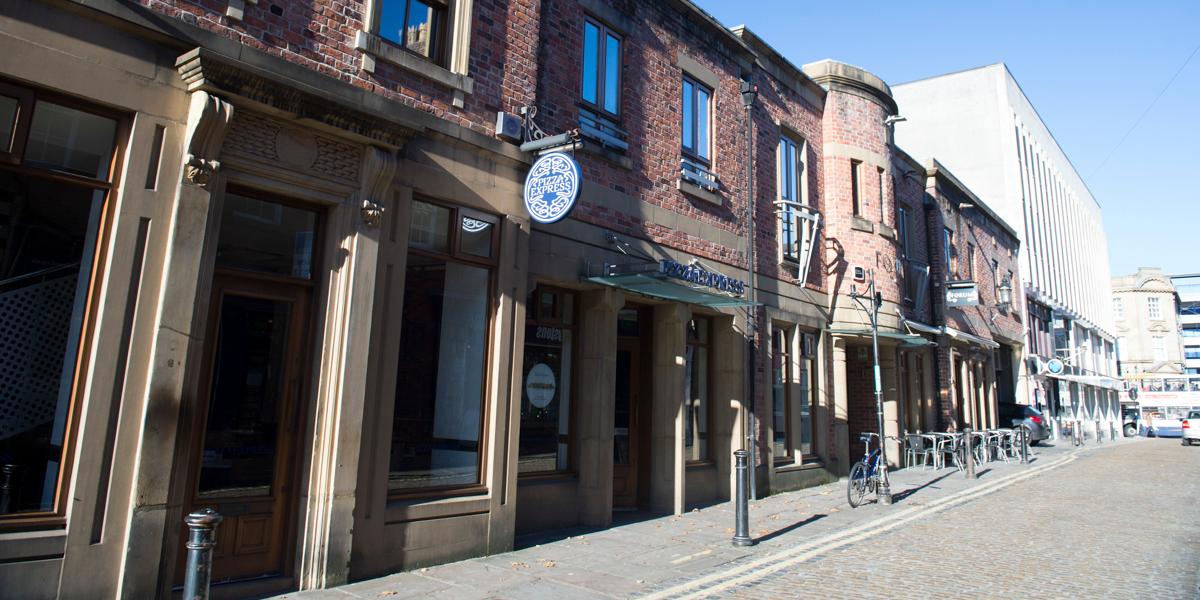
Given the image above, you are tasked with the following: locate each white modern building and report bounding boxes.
[891,63,1120,440]
[1171,273,1200,375]
[1111,268,1185,376]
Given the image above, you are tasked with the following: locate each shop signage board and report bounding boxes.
[945,281,979,307]
[523,152,581,224]
[525,363,556,409]
[659,259,747,296]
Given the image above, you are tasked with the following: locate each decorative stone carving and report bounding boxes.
[223,111,363,183]
[359,147,398,228]
[276,127,319,170]
[182,91,234,186]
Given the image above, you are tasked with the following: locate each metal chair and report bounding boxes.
[904,432,935,470]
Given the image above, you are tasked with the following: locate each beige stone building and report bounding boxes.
[1112,268,1185,375]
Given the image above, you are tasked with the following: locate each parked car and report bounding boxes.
[998,404,1050,445]
[1183,410,1200,446]
[1147,413,1184,437]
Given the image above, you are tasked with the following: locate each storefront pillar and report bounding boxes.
[712,315,744,502]
[880,348,901,468]
[576,289,624,526]
[831,336,850,475]
[651,303,690,515]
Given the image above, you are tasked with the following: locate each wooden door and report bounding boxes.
[612,340,640,508]
[179,274,311,585]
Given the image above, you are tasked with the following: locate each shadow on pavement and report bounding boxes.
[890,471,956,503]
[752,513,827,544]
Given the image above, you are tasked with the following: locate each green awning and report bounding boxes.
[827,328,932,347]
[586,273,754,308]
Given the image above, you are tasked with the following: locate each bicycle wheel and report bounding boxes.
[847,461,868,508]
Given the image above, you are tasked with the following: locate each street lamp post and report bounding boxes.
[740,79,758,502]
[851,270,892,505]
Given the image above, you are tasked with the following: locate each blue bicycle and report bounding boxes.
[847,432,895,508]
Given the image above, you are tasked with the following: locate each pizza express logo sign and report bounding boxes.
[523,152,581,224]
[660,260,746,296]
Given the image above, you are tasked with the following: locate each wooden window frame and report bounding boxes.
[387,197,499,500]
[771,323,794,464]
[580,17,623,120]
[0,79,128,530]
[681,74,713,166]
[518,285,579,479]
[375,0,450,67]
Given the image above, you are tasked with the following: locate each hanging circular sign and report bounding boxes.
[1045,358,1065,375]
[523,152,581,224]
[525,363,557,409]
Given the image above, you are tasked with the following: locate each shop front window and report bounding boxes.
[0,82,120,521]
[685,317,710,462]
[389,200,497,493]
[519,287,575,474]
[772,325,791,461]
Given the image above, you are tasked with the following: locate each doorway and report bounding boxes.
[612,339,640,508]
[178,190,319,587]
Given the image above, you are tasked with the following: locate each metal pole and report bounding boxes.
[732,450,754,546]
[963,426,976,479]
[741,80,758,502]
[183,508,223,600]
[1096,418,1102,443]
[1019,426,1029,464]
[867,273,892,504]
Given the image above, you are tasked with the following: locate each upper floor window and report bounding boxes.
[581,19,621,118]
[1113,297,1124,321]
[681,75,712,165]
[850,160,863,216]
[897,206,910,258]
[966,243,975,280]
[877,167,886,222]
[778,135,809,263]
[1152,335,1166,361]
[378,0,447,64]
[1148,296,1162,320]
[943,228,954,277]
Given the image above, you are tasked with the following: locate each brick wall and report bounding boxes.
[143,0,540,133]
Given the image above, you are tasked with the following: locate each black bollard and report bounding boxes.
[1096,419,1103,443]
[963,427,976,480]
[732,450,753,547]
[1019,426,1029,464]
[183,508,223,600]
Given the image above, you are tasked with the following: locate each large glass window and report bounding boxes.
[681,75,712,164]
[0,84,119,521]
[850,160,862,216]
[943,228,954,278]
[897,206,909,259]
[519,287,575,475]
[390,200,497,493]
[685,317,710,462]
[378,0,447,63]
[581,19,621,117]
[771,325,791,462]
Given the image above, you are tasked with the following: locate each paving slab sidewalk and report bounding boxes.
[275,437,1138,600]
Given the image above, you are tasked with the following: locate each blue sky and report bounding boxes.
[695,0,1200,279]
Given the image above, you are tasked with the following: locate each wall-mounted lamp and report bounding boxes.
[997,276,1013,310]
[884,115,907,126]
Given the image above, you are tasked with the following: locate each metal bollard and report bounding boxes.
[183,508,223,600]
[1096,419,1102,443]
[1019,426,1029,464]
[732,450,753,547]
[963,427,976,480]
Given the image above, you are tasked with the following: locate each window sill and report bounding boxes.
[679,178,722,205]
[850,216,875,233]
[579,140,633,170]
[0,528,66,561]
[774,459,825,474]
[878,223,896,240]
[355,31,474,102]
[517,471,578,483]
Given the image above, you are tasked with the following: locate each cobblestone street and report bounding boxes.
[279,438,1199,600]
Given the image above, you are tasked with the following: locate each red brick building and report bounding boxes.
[0,0,1016,596]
